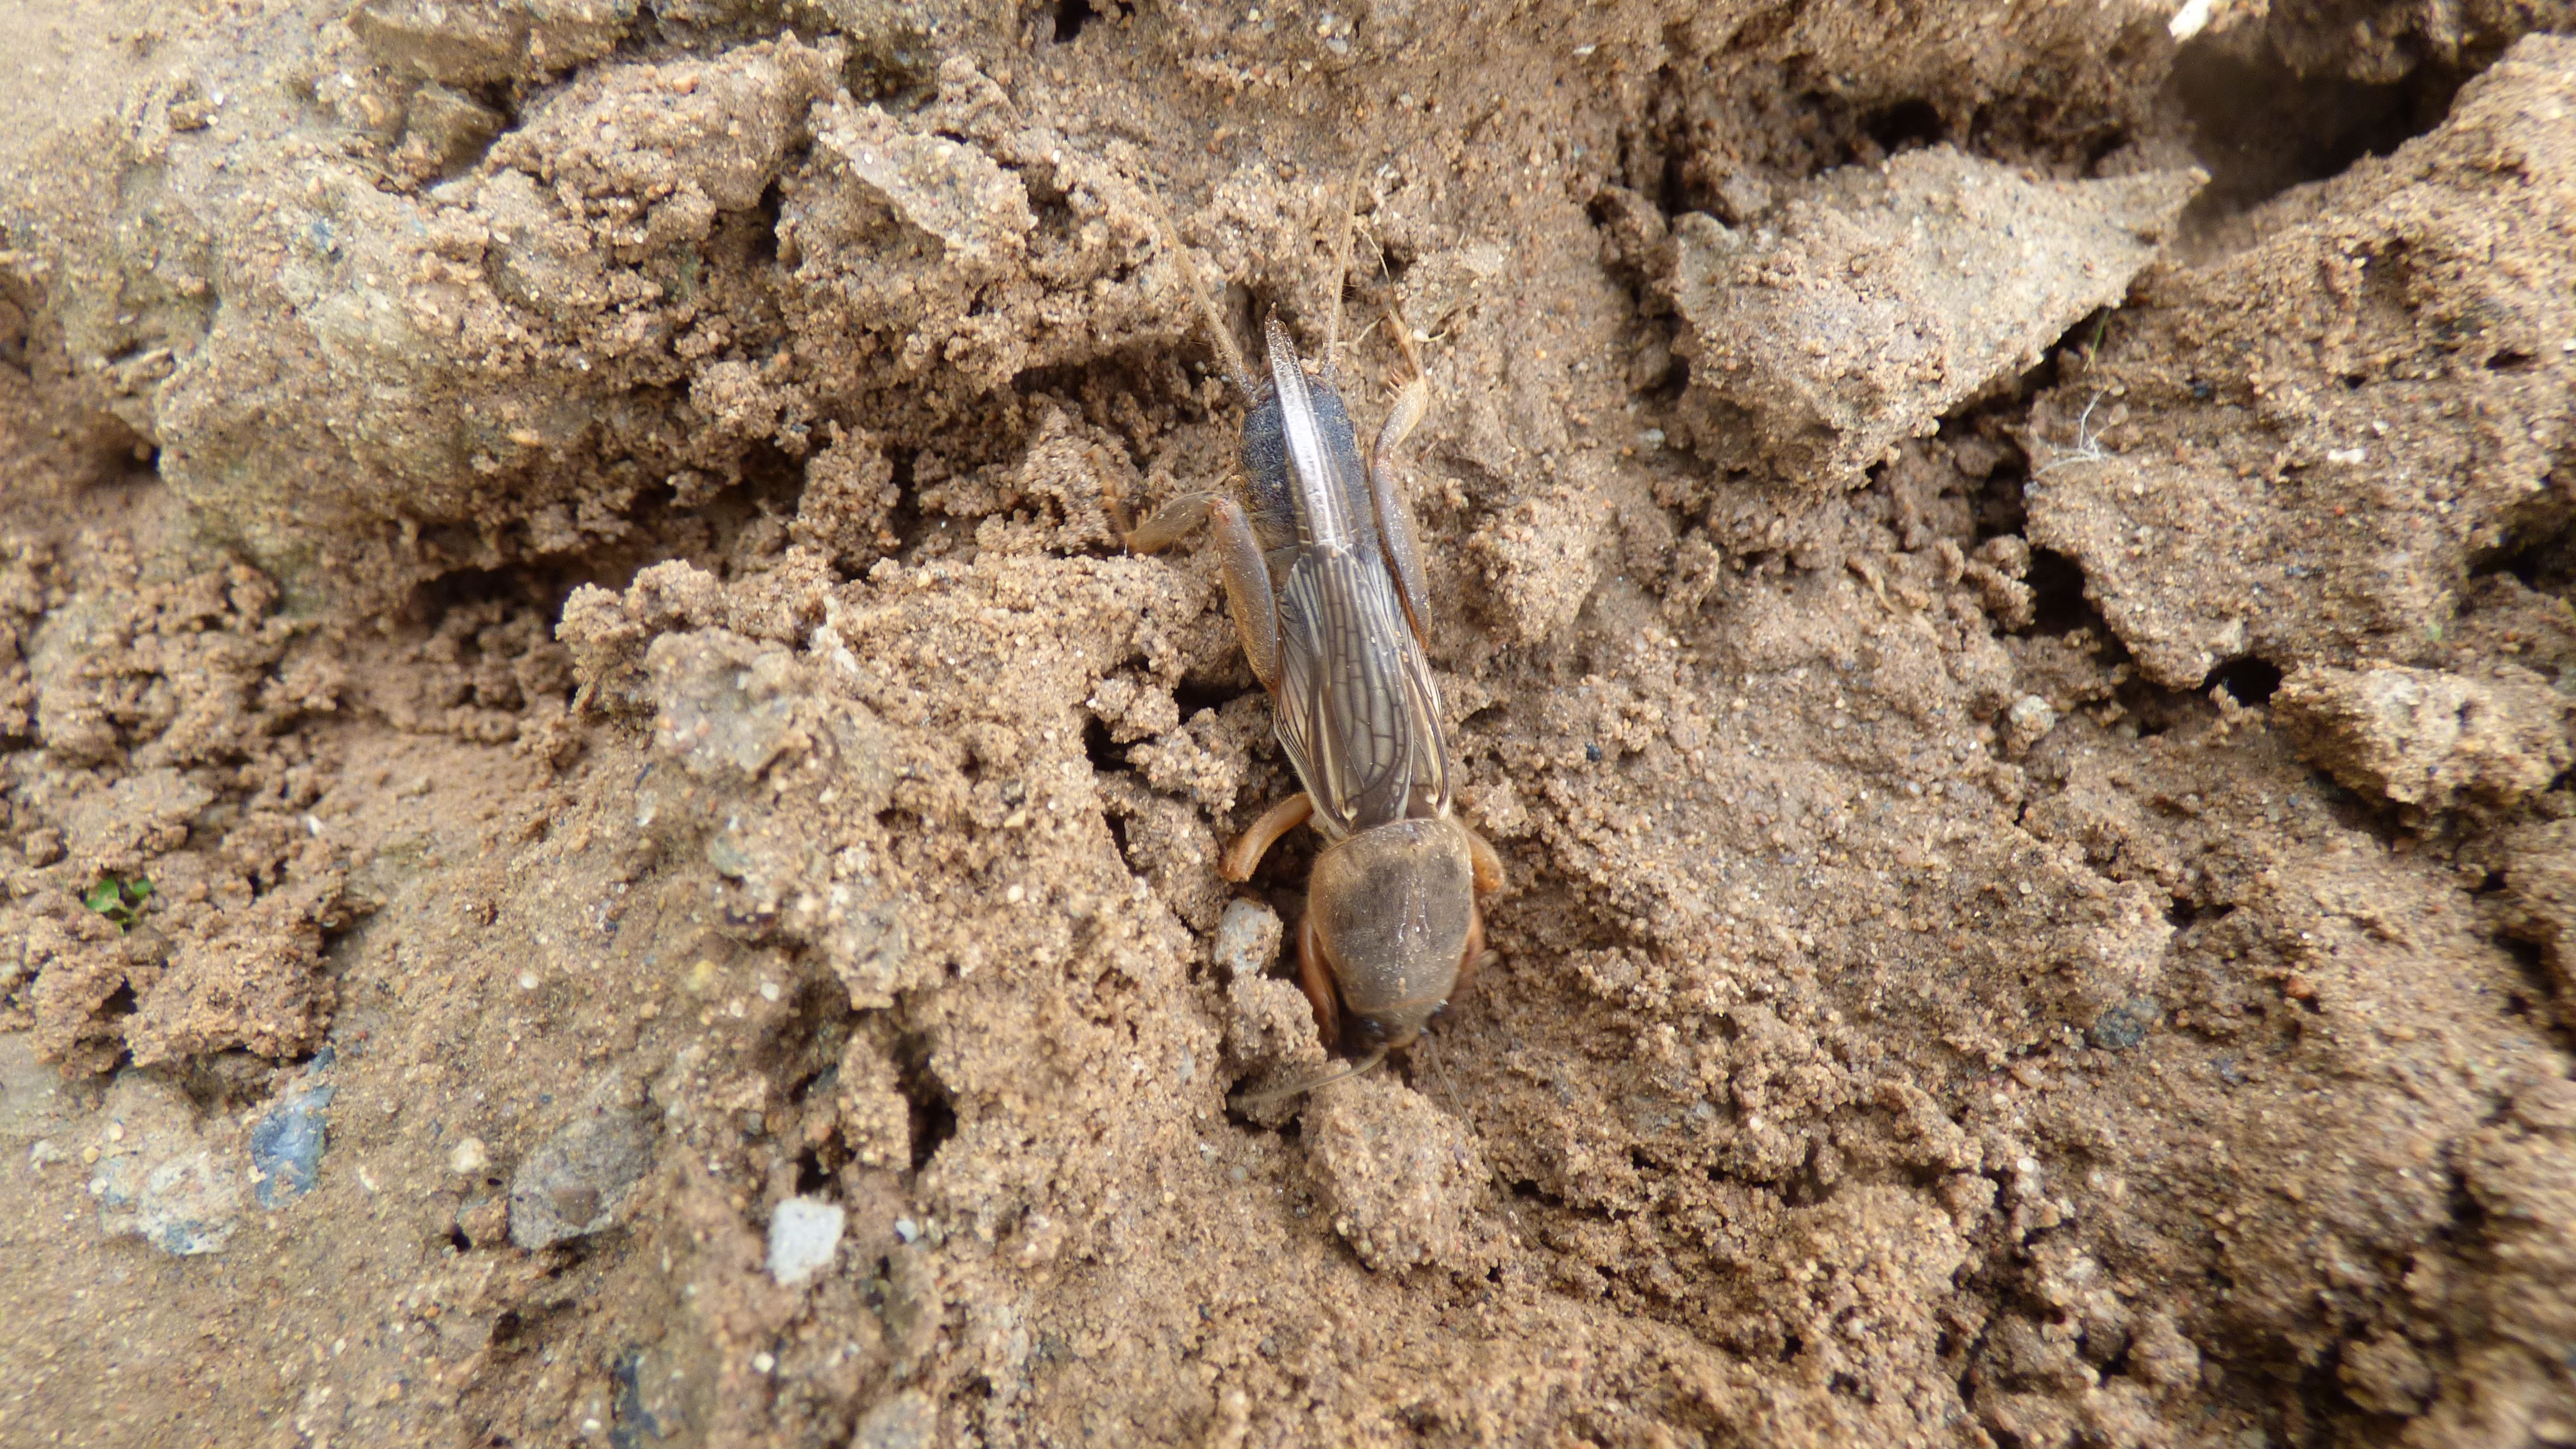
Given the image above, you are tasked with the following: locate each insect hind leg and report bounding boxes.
[1368,305,1436,646]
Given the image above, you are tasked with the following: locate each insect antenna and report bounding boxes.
[1230,1045,1389,1110]
[1416,1025,1534,1254]
[1415,1031,1467,1124]
[1322,171,1362,380]
[1138,186,1256,400]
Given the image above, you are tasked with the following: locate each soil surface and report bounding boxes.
[4,2,2576,1446]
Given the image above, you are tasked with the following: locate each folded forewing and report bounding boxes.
[1265,315,1363,551]
[1273,546,1452,837]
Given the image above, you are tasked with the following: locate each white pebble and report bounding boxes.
[768,1196,847,1285]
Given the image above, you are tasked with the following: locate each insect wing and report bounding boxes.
[1264,316,1361,550]
[1273,548,1452,836]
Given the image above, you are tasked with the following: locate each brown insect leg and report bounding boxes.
[1369,315,1435,647]
[1205,494,1285,693]
[1221,792,1313,883]
[1117,491,1284,694]
[1296,911,1341,1050]
[1117,489,1212,552]
[1453,902,1488,996]
[1465,826,1506,897]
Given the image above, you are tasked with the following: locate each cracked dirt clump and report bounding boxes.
[7,541,351,1073]
[2028,38,2576,686]
[2272,661,2572,811]
[1665,149,2201,493]
[1304,1078,1491,1273]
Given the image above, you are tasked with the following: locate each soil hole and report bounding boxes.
[2202,656,2281,707]
[2172,41,2464,233]
[490,1310,531,1353]
[1862,99,1946,157]
[401,563,579,633]
[1082,714,1124,773]
[98,982,138,1021]
[903,1061,957,1172]
[2167,898,2235,929]
[794,1147,831,1195]
[1171,677,1243,722]
[1050,0,1107,43]
[2020,548,2094,636]
[2471,506,2576,593]
[2496,936,2569,1044]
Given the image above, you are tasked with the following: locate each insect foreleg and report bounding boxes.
[1119,491,1284,693]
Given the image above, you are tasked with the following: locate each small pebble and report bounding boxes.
[767,1195,846,1286]
[1210,900,1282,981]
[2088,997,2162,1052]
[249,1086,335,1209]
[853,1390,936,1449]
[893,1216,919,1243]
[449,1137,490,1175]
[2005,694,2058,751]
[508,1102,655,1250]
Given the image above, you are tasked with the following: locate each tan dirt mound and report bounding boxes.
[1,3,2572,1446]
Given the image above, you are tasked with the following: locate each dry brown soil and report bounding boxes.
[4,2,2576,1446]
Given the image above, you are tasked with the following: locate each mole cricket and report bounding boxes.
[1111,196,1505,1102]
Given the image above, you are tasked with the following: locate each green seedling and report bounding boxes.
[83,875,153,931]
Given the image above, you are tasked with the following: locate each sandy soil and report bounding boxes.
[3,2,2574,1446]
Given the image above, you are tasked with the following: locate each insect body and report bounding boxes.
[1121,233,1503,1095]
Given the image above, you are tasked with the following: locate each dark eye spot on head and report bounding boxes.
[1584,742,1603,763]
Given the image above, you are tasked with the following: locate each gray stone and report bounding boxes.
[1211,899,1282,981]
[1670,149,2198,493]
[88,1077,243,1255]
[509,1100,656,1249]
[2088,997,2162,1052]
[249,1084,334,1208]
[852,1389,937,1449]
[646,632,801,782]
[94,1147,243,1255]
